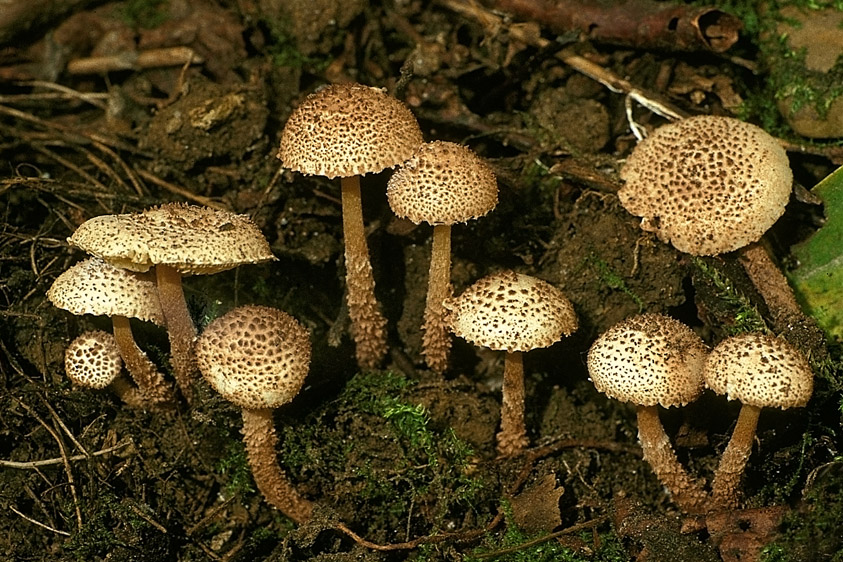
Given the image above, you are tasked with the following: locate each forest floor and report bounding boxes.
[1,1,842,561]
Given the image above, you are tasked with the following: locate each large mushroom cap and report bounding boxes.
[68,203,276,274]
[587,313,708,408]
[704,332,813,409]
[47,257,164,325]
[386,141,498,225]
[196,305,311,410]
[444,270,577,353]
[619,115,792,256]
[277,83,424,179]
[65,330,123,389]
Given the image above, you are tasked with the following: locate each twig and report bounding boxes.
[186,495,237,536]
[0,441,131,469]
[41,396,90,457]
[136,169,228,209]
[128,503,168,534]
[472,515,608,559]
[9,505,71,537]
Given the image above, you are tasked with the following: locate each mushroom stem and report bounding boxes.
[111,315,175,407]
[738,242,805,327]
[636,405,708,514]
[340,175,388,369]
[155,264,197,398]
[241,407,313,523]
[109,377,146,408]
[711,403,761,510]
[422,224,452,374]
[498,351,529,456]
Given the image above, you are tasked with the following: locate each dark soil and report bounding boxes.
[1,1,842,561]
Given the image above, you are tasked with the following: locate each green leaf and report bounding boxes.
[789,165,843,340]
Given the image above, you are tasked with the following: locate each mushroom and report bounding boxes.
[444,270,577,455]
[47,257,175,407]
[387,141,498,374]
[703,332,813,509]
[587,313,709,514]
[67,203,276,398]
[64,330,144,408]
[618,115,804,328]
[195,305,313,523]
[277,83,424,369]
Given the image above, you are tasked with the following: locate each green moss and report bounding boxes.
[691,257,767,335]
[262,18,332,71]
[118,0,169,29]
[216,441,255,496]
[585,252,644,312]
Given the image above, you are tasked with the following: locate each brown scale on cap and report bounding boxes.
[586,313,709,514]
[619,115,792,256]
[68,203,275,275]
[64,331,144,407]
[196,305,311,410]
[277,83,424,179]
[587,313,707,408]
[68,203,276,400]
[387,141,498,225]
[704,332,813,509]
[48,258,174,407]
[65,330,124,390]
[47,257,164,325]
[196,305,313,523]
[445,270,577,353]
[445,270,577,455]
[387,141,499,373]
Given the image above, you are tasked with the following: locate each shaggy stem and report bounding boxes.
[422,224,452,374]
[636,405,708,514]
[111,315,175,407]
[711,403,761,510]
[241,408,313,523]
[156,264,197,398]
[340,175,388,369]
[498,351,529,456]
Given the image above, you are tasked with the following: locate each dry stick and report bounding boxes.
[472,515,609,560]
[9,505,71,537]
[484,0,742,52]
[340,175,388,369]
[40,398,89,456]
[422,224,452,373]
[0,441,131,468]
[737,242,807,329]
[136,169,228,210]
[10,80,110,109]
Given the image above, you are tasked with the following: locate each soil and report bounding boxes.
[1,1,842,561]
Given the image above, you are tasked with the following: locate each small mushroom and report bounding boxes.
[618,115,804,328]
[704,332,813,509]
[387,141,498,374]
[64,330,144,407]
[195,305,313,523]
[587,313,709,514]
[444,270,577,455]
[68,203,275,398]
[47,257,175,407]
[278,83,424,369]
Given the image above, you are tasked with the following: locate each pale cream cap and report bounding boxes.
[619,115,792,256]
[68,203,276,275]
[704,332,813,409]
[195,305,312,410]
[587,313,708,408]
[444,270,577,353]
[277,83,424,179]
[387,141,498,225]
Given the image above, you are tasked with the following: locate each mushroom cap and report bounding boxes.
[277,83,424,179]
[68,203,276,275]
[386,141,499,225]
[444,270,577,353]
[65,330,123,389]
[587,313,708,408]
[47,257,164,325]
[195,305,312,410]
[704,332,813,409]
[619,115,793,256]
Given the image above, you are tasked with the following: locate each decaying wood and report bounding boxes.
[484,0,742,53]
